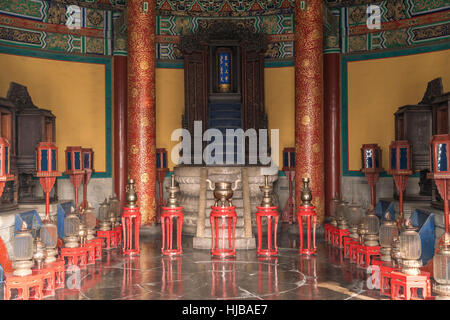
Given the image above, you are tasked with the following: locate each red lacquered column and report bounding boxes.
[127,0,157,225]
[294,0,325,224]
[114,55,128,209]
[324,53,341,217]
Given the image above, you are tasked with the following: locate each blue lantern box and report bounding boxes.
[64,146,84,175]
[282,147,295,172]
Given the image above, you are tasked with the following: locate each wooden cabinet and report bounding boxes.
[4,82,57,204]
[0,97,18,211]
[394,105,432,171]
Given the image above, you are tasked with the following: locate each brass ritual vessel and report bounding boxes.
[391,236,402,267]
[259,175,273,207]
[300,178,313,206]
[206,177,241,207]
[98,198,111,231]
[166,175,180,208]
[125,178,138,208]
[78,223,87,246]
[33,237,47,269]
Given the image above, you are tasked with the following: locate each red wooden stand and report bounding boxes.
[349,241,359,263]
[356,245,381,268]
[324,223,334,243]
[156,168,169,223]
[343,236,356,258]
[282,169,295,223]
[97,229,117,250]
[114,226,123,247]
[87,238,103,260]
[122,206,141,256]
[368,258,384,290]
[333,228,350,248]
[81,169,92,210]
[256,206,279,256]
[210,206,237,258]
[37,176,59,218]
[297,204,317,255]
[3,271,44,300]
[60,246,88,267]
[51,259,65,289]
[68,173,84,210]
[390,271,432,300]
[161,206,184,256]
[84,241,96,265]
[379,262,400,296]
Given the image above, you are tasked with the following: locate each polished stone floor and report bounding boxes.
[1,224,388,300]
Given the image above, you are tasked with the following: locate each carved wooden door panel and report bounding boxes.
[242,50,265,132]
[183,49,208,134]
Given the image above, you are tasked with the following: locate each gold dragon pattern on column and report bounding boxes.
[127,0,156,225]
[294,0,325,224]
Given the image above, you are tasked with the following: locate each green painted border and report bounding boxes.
[341,41,450,177]
[0,44,112,179]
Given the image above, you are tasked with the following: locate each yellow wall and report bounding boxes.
[265,67,295,169]
[156,67,295,170]
[0,52,107,172]
[347,49,450,171]
[155,68,185,170]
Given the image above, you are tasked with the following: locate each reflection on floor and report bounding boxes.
[1,224,388,300]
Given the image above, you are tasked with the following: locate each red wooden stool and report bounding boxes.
[36,266,56,298]
[51,259,65,289]
[161,206,184,256]
[97,229,116,250]
[380,262,399,296]
[367,258,384,290]
[210,206,237,258]
[328,226,339,246]
[349,241,359,263]
[334,229,350,248]
[327,225,337,244]
[256,206,279,256]
[390,271,431,300]
[83,242,96,265]
[324,224,331,242]
[4,271,44,300]
[60,246,88,267]
[343,236,355,258]
[357,245,381,268]
[297,204,317,255]
[87,238,103,260]
[122,206,141,256]
[114,226,123,247]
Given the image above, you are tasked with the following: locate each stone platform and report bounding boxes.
[174,165,279,250]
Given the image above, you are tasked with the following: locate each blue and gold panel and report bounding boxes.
[74,151,81,170]
[40,149,48,172]
[51,149,57,171]
[218,51,231,92]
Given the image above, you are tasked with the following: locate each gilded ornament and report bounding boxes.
[312,143,320,153]
[132,88,138,98]
[140,60,149,70]
[141,172,149,183]
[301,115,310,125]
[130,145,138,155]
